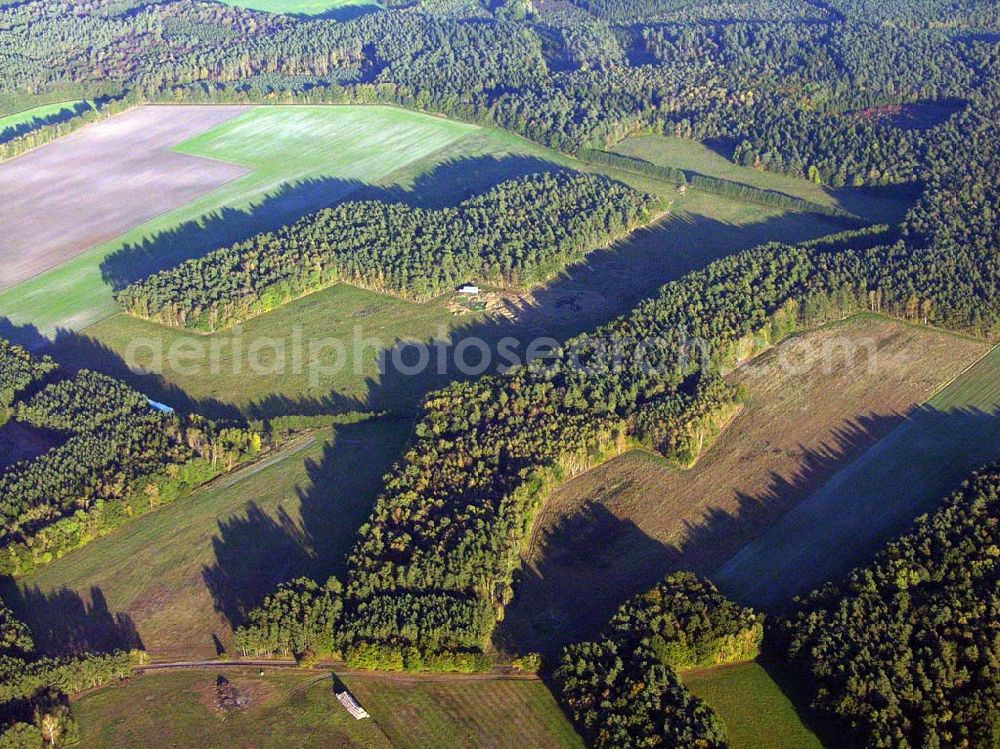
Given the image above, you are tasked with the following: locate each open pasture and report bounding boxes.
[73,669,583,749]
[0,105,250,291]
[715,340,1000,608]
[0,418,409,661]
[496,315,988,653]
[685,663,825,749]
[611,135,915,224]
[0,105,478,337]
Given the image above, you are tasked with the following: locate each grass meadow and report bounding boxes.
[1,418,410,660]
[0,99,89,134]
[611,135,914,225]
[73,669,583,749]
[715,337,1000,609]
[685,663,825,749]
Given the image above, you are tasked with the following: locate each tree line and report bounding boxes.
[0,341,263,576]
[2,0,996,190]
[117,172,660,331]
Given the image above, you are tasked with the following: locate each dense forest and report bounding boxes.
[0,340,262,576]
[552,572,761,748]
[2,0,998,185]
[4,0,1000,745]
[778,463,1000,749]
[117,172,659,329]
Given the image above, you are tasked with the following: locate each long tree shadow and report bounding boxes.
[200,417,410,634]
[0,101,93,145]
[98,176,365,291]
[98,154,565,291]
[0,583,143,657]
[494,408,926,656]
[713,403,1000,611]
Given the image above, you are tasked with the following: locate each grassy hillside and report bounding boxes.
[73,669,584,749]
[715,340,1000,608]
[1,418,409,660]
[685,663,824,749]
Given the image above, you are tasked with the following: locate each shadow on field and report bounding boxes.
[495,504,674,656]
[0,582,142,657]
[495,404,970,655]
[3,202,851,423]
[200,417,409,637]
[97,154,564,291]
[0,101,93,145]
[714,403,1000,611]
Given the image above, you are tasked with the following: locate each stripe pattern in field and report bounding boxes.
[0,105,251,291]
[0,105,478,337]
[715,342,1000,608]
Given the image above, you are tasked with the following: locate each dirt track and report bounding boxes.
[0,105,251,290]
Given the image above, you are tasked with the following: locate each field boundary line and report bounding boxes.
[133,659,540,683]
[924,343,999,405]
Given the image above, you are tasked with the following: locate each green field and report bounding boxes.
[61,188,848,418]
[611,135,913,224]
[219,0,378,14]
[0,99,89,133]
[73,670,583,749]
[0,105,480,337]
[1,418,409,660]
[71,285,472,417]
[715,341,1000,608]
[685,663,825,749]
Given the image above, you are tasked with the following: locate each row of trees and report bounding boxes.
[118,172,659,330]
[0,341,263,575]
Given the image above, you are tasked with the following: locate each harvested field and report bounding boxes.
[496,315,988,653]
[73,669,584,749]
[0,106,250,290]
[716,341,1000,608]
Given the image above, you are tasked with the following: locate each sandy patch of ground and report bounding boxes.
[0,105,251,290]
